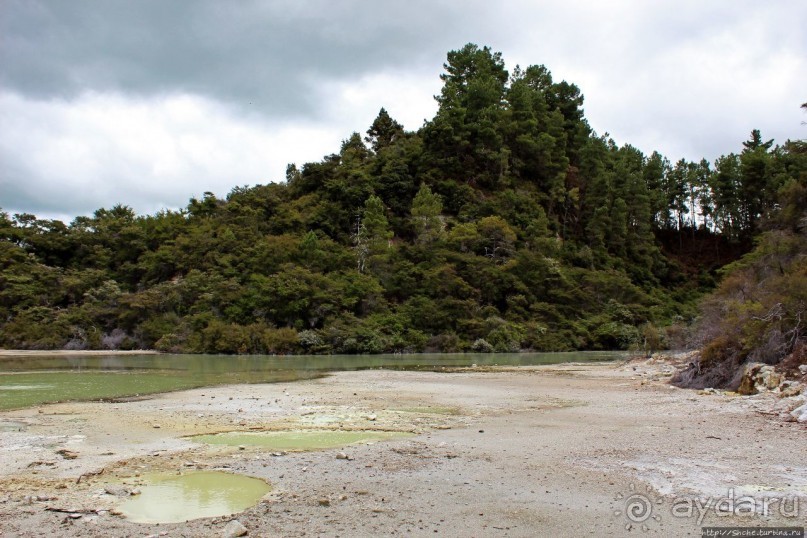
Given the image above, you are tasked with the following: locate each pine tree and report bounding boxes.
[411,184,444,244]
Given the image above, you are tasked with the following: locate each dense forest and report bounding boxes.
[1,45,805,380]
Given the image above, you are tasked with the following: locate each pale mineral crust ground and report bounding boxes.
[0,358,805,537]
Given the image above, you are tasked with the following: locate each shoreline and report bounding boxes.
[0,349,633,358]
[1,358,804,536]
[0,349,160,357]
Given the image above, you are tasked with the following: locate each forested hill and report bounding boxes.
[2,44,804,356]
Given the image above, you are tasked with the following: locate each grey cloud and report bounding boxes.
[1,0,485,117]
[1,158,105,217]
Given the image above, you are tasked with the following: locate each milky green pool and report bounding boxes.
[117,470,270,523]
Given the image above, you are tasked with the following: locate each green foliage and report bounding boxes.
[361,195,392,248]
[3,45,799,356]
[411,184,444,244]
[471,338,494,353]
[679,140,807,388]
[477,216,516,262]
[366,108,404,153]
[354,195,392,273]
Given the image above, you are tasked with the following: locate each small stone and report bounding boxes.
[318,498,331,507]
[238,445,246,451]
[780,381,803,398]
[791,402,807,423]
[56,449,78,460]
[336,452,349,460]
[152,424,161,429]
[737,363,784,395]
[367,415,377,421]
[222,519,248,537]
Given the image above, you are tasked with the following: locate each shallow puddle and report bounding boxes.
[190,429,411,450]
[0,420,27,432]
[117,470,270,523]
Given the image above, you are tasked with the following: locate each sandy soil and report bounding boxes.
[0,357,805,537]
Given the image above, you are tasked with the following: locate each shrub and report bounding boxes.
[261,327,299,354]
[471,338,494,353]
[425,333,462,353]
[298,329,328,353]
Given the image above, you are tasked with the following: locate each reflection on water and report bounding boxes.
[0,351,626,410]
[0,384,54,391]
[117,471,270,523]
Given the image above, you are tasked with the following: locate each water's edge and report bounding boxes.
[0,351,629,410]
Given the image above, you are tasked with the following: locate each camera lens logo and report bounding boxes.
[614,484,663,532]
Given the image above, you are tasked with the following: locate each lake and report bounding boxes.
[0,351,627,410]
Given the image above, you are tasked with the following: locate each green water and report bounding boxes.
[190,429,411,450]
[0,351,626,410]
[0,368,319,410]
[117,470,270,523]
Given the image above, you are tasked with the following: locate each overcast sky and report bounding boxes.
[2,0,805,222]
